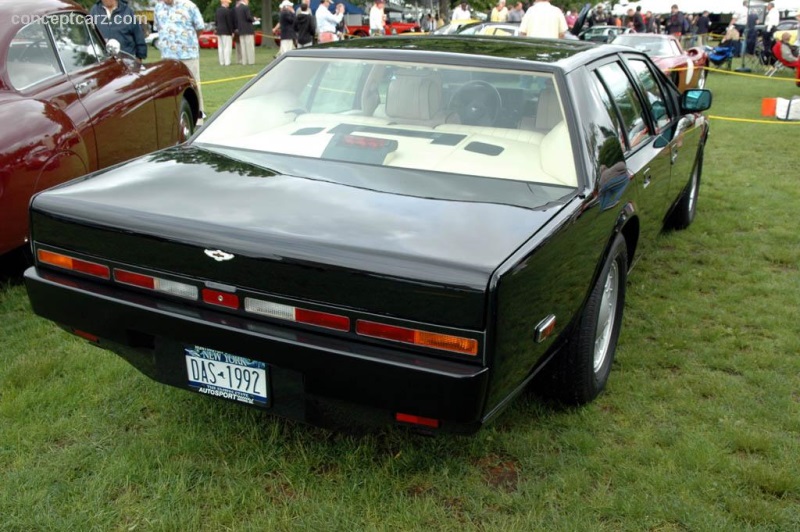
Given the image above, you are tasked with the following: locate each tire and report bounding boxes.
[697,68,707,89]
[539,234,628,405]
[177,98,194,143]
[667,161,701,230]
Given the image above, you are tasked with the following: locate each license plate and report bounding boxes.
[184,346,268,407]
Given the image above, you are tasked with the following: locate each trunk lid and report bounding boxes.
[30,146,571,329]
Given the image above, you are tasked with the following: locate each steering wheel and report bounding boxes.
[448,80,502,127]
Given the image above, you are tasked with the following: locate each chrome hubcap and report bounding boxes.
[179,111,192,142]
[594,261,619,373]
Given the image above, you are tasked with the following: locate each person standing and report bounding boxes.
[369,0,386,36]
[695,10,710,46]
[519,0,567,39]
[764,2,779,57]
[294,2,316,47]
[732,1,748,36]
[274,0,296,55]
[234,0,255,65]
[316,0,344,42]
[490,0,509,23]
[633,6,645,33]
[565,9,576,28]
[89,0,147,63]
[215,0,234,66]
[154,0,205,118]
[451,2,471,21]
[666,4,685,37]
[590,5,608,27]
[509,3,524,23]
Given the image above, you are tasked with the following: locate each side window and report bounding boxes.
[85,19,111,60]
[307,62,365,113]
[7,22,62,90]
[49,14,100,73]
[596,62,650,150]
[627,58,671,132]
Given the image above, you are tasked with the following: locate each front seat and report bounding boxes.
[384,69,447,127]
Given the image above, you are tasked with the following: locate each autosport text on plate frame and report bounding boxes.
[184,346,269,407]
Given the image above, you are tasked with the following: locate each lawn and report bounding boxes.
[1,49,799,530]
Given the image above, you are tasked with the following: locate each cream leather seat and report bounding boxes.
[384,70,447,127]
[520,86,562,132]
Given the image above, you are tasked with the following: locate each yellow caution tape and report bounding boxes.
[709,114,800,124]
[201,74,257,86]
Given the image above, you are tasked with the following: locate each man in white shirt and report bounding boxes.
[520,0,567,39]
[764,2,779,52]
[490,0,508,23]
[732,1,749,33]
[452,2,471,21]
[316,0,344,42]
[369,0,386,35]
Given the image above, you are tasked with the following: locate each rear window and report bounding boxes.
[196,57,577,188]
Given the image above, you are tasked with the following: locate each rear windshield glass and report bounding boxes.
[196,57,577,188]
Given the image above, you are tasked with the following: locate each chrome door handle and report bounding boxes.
[670,148,679,164]
[75,79,96,96]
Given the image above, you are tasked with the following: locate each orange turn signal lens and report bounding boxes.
[37,249,110,279]
[356,320,478,356]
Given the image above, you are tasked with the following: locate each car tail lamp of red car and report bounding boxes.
[356,320,479,356]
[244,298,351,331]
[115,269,198,300]
[37,249,110,279]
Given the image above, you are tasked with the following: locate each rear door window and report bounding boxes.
[594,62,651,151]
[626,58,672,133]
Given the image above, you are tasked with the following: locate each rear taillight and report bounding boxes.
[114,269,198,300]
[202,288,239,309]
[244,298,350,331]
[356,320,478,356]
[37,249,110,279]
[395,412,440,428]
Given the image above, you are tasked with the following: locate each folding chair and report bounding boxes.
[768,41,800,85]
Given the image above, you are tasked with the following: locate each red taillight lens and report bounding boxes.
[114,269,156,289]
[243,297,351,332]
[356,320,478,356]
[73,329,99,342]
[295,308,350,331]
[395,413,440,428]
[202,289,240,309]
[37,249,110,279]
[114,269,198,300]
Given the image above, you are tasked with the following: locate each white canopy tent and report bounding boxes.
[612,0,762,16]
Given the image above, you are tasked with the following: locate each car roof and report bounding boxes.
[320,35,627,72]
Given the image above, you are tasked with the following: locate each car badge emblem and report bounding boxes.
[204,249,235,262]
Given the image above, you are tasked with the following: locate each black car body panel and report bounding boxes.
[25,36,710,433]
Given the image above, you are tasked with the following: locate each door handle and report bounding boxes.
[75,79,96,96]
[642,167,651,189]
[670,147,679,164]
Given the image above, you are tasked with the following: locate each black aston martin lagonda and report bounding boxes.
[25,36,711,434]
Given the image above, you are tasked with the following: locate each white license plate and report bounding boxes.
[184,346,268,407]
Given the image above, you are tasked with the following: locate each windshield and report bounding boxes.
[612,35,673,56]
[197,57,577,188]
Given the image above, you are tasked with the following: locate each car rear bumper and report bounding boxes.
[25,267,489,434]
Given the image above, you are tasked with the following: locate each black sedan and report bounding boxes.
[25,36,711,434]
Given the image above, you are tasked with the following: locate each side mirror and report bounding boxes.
[106,38,121,57]
[681,89,712,113]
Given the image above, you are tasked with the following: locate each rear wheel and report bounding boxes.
[538,234,628,404]
[178,98,194,143]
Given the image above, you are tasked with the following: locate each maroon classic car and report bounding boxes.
[611,33,709,92]
[0,0,200,256]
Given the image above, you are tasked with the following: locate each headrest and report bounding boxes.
[535,86,562,131]
[385,70,443,122]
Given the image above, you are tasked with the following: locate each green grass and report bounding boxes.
[2,53,800,529]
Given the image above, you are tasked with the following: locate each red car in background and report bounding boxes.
[198,28,265,48]
[611,33,709,92]
[0,0,200,256]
